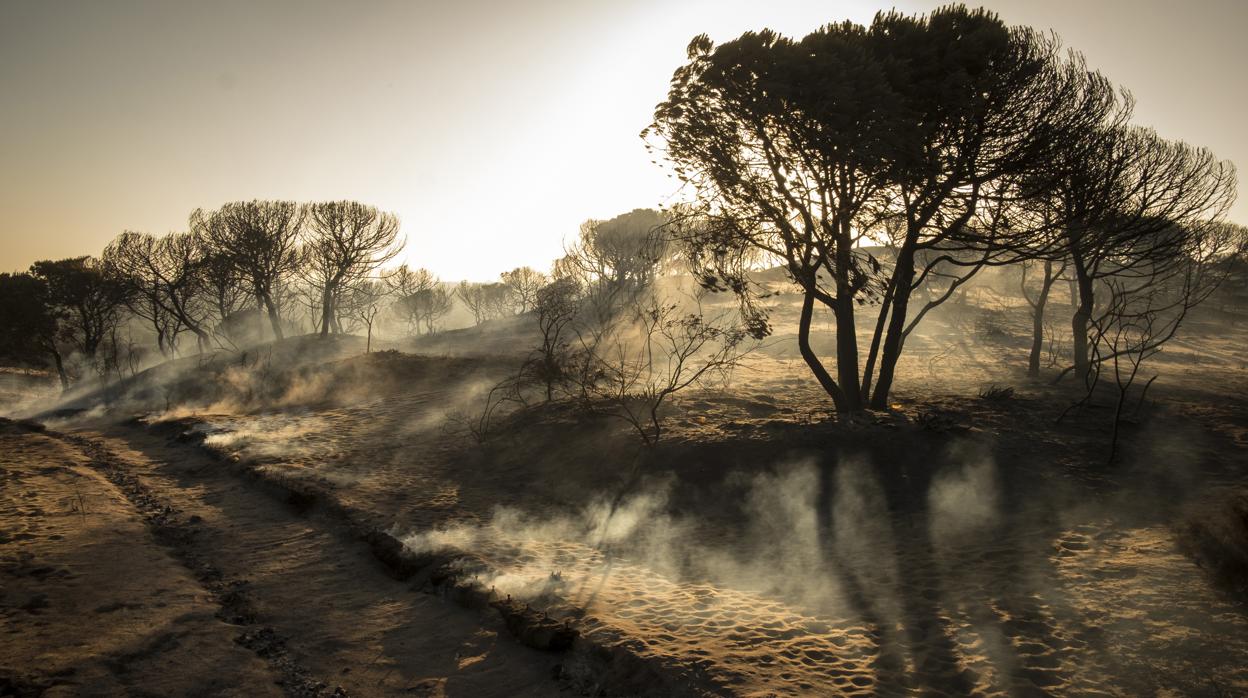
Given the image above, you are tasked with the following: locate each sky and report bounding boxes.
[1,0,1245,281]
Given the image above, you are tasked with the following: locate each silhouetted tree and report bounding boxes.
[456,281,510,325]
[386,265,450,334]
[1019,258,1067,377]
[29,257,130,362]
[192,200,304,340]
[1035,125,1237,383]
[574,292,751,447]
[0,273,69,388]
[304,201,402,337]
[648,7,1115,413]
[528,277,582,401]
[102,230,212,351]
[386,265,435,297]
[556,209,667,327]
[200,249,249,334]
[859,12,1115,409]
[500,266,548,313]
[1061,221,1247,461]
[340,279,389,353]
[409,287,453,334]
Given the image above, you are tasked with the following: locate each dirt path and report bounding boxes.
[0,422,282,697]
[1,420,564,697]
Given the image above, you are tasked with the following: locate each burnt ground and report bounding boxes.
[3,302,1248,696]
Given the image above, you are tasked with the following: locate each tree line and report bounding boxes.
[0,199,554,387]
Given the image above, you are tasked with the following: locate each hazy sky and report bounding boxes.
[2,0,1245,280]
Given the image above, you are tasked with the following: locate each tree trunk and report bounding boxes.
[51,348,69,391]
[255,295,267,340]
[860,275,897,403]
[869,245,917,410]
[797,289,849,414]
[1028,260,1056,378]
[263,295,284,340]
[833,297,862,411]
[191,327,210,354]
[1070,257,1094,383]
[319,286,334,338]
[833,218,862,410]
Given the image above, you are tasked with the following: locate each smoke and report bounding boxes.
[396,455,937,620]
[200,412,330,460]
[394,375,504,438]
[928,443,1002,547]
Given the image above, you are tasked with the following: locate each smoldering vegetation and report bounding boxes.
[402,401,1248,695]
[400,451,1009,612]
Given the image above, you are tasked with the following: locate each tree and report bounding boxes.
[456,281,510,325]
[1019,258,1068,377]
[0,273,69,388]
[859,12,1116,409]
[408,287,453,334]
[192,200,304,340]
[340,279,390,353]
[581,296,750,447]
[647,7,1114,413]
[29,257,130,362]
[386,265,451,334]
[200,249,249,335]
[386,265,437,299]
[102,230,213,352]
[386,265,436,331]
[500,266,548,313]
[1035,126,1237,383]
[1066,220,1246,461]
[304,201,402,337]
[472,283,752,450]
[527,277,582,401]
[556,209,667,327]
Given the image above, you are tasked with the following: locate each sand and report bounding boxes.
[1,420,563,696]
[4,297,1248,696]
[0,421,281,697]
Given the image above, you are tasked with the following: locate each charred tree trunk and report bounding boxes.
[869,244,917,410]
[833,219,863,411]
[191,328,210,353]
[263,295,284,340]
[51,347,69,391]
[797,289,849,414]
[833,297,862,412]
[1070,255,1095,383]
[1027,260,1058,378]
[860,274,897,403]
[319,286,334,338]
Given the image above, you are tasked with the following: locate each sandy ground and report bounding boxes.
[1,419,564,697]
[0,421,280,697]
[4,298,1248,696]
